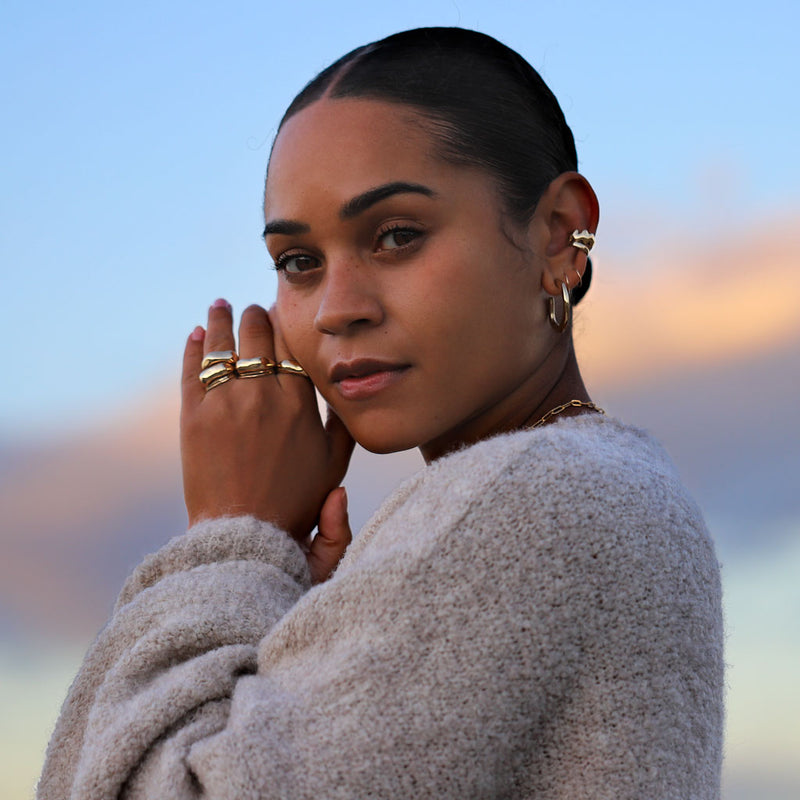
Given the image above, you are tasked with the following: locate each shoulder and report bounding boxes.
[474,416,717,576]
[350,415,717,595]
[419,414,695,532]
[448,413,679,485]
[358,414,698,537]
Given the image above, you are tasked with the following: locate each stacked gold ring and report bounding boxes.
[198,351,309,392]
[235,356,277,379]
[199,350,238,391]
[201,350,239,370]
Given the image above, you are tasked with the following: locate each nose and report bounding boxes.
[313,259,385,336]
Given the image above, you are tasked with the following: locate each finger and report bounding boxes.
[268,303,287,350]
[269,304,293,362]
[325,405,355,479]
[269,305,315,395]
[309,487,352,583]
[204,298,236,355]
[238,304,275,359]
[181,325,206,409]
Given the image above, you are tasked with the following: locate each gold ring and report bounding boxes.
[276,359,310,378]
[199,361,236,391]
[236,356,277,378]
[201,350,238,370]
[203,372,235,391]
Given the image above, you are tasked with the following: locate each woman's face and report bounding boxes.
[265,99,555,457]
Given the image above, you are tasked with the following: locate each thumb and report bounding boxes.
[308,487,352,584]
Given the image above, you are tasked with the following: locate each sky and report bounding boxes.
[2,0,799,439]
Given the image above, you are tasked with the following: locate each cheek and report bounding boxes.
[413,262,505,340]
[396,244,491,328]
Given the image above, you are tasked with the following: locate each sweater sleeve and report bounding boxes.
[38,420,724,800]
[37,516,311,800]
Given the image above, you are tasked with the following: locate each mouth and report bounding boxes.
[330,359,410,400]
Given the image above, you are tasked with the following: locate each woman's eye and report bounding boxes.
[275,254,319,274]
[377,227,421,251]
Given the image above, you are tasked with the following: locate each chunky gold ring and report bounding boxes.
[201,350,238,370]
[276,359,310,378]
[199,361,236,391]
[236,356,277,378]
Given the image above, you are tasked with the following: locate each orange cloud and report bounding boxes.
[576,215,800,387]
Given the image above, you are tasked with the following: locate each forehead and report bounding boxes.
[264,99,444,214]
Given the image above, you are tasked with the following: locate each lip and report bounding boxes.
[330,358,410,400]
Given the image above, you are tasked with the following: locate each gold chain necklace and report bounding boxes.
[526,399,605,430]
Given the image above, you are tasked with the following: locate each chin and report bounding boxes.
[353,431,420,456]
[342,415,424,455]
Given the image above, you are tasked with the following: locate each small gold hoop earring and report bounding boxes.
[548,280,571,332]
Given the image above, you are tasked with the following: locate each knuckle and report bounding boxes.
[239,313,270,341]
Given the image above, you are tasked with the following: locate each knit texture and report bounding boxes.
[38,415,724,799]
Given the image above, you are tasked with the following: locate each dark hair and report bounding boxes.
[277,27,592,304]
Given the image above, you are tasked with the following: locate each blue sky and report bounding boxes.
[2,0,798,437]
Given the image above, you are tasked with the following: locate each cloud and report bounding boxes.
[577,213,800,386]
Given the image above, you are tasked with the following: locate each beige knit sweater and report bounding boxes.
[38,416,724,799]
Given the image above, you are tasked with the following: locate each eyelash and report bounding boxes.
[272,251,317,274]
[272,223,424,276]
[375,222,424,252]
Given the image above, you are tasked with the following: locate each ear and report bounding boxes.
[531,172,599,296]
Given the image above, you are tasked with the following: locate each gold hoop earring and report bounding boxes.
[548,280,571,332]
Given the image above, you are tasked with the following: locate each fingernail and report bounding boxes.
[340,486,348,511]
[190,325,205,342]
[211,298,232,311]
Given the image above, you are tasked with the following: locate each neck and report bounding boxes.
[420,339,592,464]
[519,352,592,429]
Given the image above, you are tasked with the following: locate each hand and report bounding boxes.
[181,300,354,540]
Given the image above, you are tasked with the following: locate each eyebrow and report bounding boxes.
[340,181,435,219]
[262,219,310,237]
[262,181,435,238]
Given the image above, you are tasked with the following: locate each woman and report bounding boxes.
[39,28,723,799]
